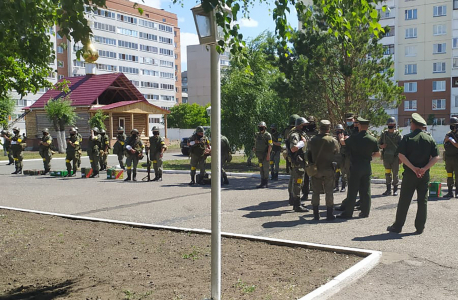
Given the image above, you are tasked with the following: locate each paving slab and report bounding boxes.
[0,160,457,299]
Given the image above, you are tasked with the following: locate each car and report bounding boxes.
[180,137,190,156]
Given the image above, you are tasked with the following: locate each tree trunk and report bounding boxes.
[55,131,64,153]
[60,131,67,152]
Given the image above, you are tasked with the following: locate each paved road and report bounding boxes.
[0,160,457,299]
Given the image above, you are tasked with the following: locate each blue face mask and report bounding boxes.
[346,121,353,127]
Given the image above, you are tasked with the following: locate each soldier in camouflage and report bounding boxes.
[39,128,53,174]
[379,117,402,196]
[269,124,282,181]
[254,121,272,188]
[99,129,110,171]
[9,127,26,174]
[147,126,167,181]
[113,127,126,170]
[283,114,299,175]
[1,130,14,165]
[124,128,144,181]
[65,127,80,177]
[333,124,345,192]
[87,127,102,178]
[75,127,83,168]
[221,135,231,185]
[188,126,211,185]
[443,117,458,198]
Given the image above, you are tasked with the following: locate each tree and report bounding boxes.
[1,0,385,99]
[44,96,78,153]
[167,103,210,128]
[0,96,16,130]
[89,110,108,130]
[276,1,404,127]
[221,33,288,157]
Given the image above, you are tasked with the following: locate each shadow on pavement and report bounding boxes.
[262,214,348,228]
[0,279,75,300]
[240,200,288,211]
[352,232,417,241]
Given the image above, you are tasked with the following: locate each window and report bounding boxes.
[405,28,417,39]
[432,80,446,91]
[141,81,159,88]
[142,69,159,76]
[117,27,138,37]
[405,9,417,20]
[97,63,117,72]
[182,88,188,93]
[159,48,174,56]
[57,46,64,53]
[91,8,115,19]
[149,118,161,123]
[73,44,83,52]
[455,95,458,107]
[433,62,446,73]
[404,100,417,111]
[160,60,174,68]
[93,36,116,46]
[432,99,446,110]
[433,5,447,16]
[144,94,159,100]
[139,19,157,29]
[139,56,156,65]
[57,60,64,68]
[118,40,138,50]
[56,33,62,39]
[58,75,64,80]
[119,66,139,74]
[139,32,157,41]
[117,13,137,24]
[98,50,117,59]
[404,82,417,93]
[405,64,417,75]
[159,36,173,44]
[404,118,412,127]
[454,38,458,48]
[385,26,395,37]
[131,80,139,87]
[118,53,139,62]
[455,0,458,10]
[383,44,395,55]
[377,7,394,19]
[433,43,446,54]
[405,45,417,57]
[93,22,115,33]
[119,117,125,129]
[433,24,446,35]
[453,58,458,69]
[161,95,175,101]
[140,44,158,54]
[73,60,85,67]
[39,87,50,93]
[160,83,174,90]
[160,72,174,79]
[158,24,173,32]
[433,118,446,125]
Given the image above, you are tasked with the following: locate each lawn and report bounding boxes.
[0,151,68,160]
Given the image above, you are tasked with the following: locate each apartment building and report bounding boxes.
[182,71,188,104]
[10,0,181,132]
[187,44,230,106]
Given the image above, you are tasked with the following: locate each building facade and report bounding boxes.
[10,0,180,133]
[181,71,188,104]
[187,44,230,106]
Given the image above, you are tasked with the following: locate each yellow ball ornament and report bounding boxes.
[82,43,99,63]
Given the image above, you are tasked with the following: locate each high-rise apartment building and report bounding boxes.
[10,0,180,132]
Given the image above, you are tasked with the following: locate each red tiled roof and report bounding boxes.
[29,73,146,109]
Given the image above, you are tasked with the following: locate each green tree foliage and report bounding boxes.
[2,0,384,99]
[277,1,404,127]
[221,33,288,156]
[89,110,108,130]
[167,103,210,129]
[0,96,16,130]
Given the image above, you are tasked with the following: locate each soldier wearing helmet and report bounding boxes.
[333,124,346,192]
[113,126,126,170]
[10,127,26,174]
[65,127,80,177]
[1,130,14,165]
[286,117,310,212]
[443,117,458,197]
[147,126,167,181]
[87,127,102,178]
[98,128,110,171]
[188,125,211,185]
[253,121,273,188]
[73,127,83,168]
[301,116,319,201]
[39,128,53,175]
[283,114,300,174]
[379,116,402,196]
[124,129,144,181]
[269,123,282,181]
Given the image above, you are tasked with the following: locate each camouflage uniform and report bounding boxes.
[66,128,80,176]
[124,129,144,181]
[149,127,167,181]
[189,126,210,185]
[39,129,53,173]
[254,122,272,188]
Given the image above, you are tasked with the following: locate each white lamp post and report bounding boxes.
[192,4,228,300]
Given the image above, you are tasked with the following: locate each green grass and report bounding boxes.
[0,151,68,160]
[371,157,446,182]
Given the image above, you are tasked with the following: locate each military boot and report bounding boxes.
[189,174,196,185]
[124,170,132,181]
[17,167,22,175]
[270,171,275,180]
[444,186,454,198]
[90,171,99,178]
[152,172,160,181]
[66,169,72,177]
[393,185,398,196]
[119,161,125,170]
[340,181,346,192]
[326,207,336,221]
[11,163,18,174]
[222,174,229,185]
[132,171,137,181]
[288,192,293,206]
[293,197,308,212]
[382,184,391,196]
[275,172,279,180]
[264,178,269,188]
[256,179,266,189]
[455,188,458,199]
[313,205,320,220]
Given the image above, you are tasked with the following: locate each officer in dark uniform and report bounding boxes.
[333,124,345,192]
[379,117,402,196]
[283,114,300,174]
[1,130,14,165]
[66,127,80,177]
[87,127,102,178]
[99,129,109,171]
[124,128,144,181]
[113,127,126,170]
[269,124,282,181]
[39,128,53,174]
[443,117,458,198]
[337,117,380,218]
[387,113,439,234]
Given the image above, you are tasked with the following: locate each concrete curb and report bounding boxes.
[0,205,381,300]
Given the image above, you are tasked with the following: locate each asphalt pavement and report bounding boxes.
[0,156,457,299]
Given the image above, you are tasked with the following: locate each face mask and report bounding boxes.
[388,125,395,129]
[258,127,264,132]
[131,134,137,138]
[307,124,316,131]
[70,133,75,136]
[336,131,343,135]
[346,121,353,127]
[271,129,276,133]
[153,132,159,136]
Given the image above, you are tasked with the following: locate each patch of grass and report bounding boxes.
[181,246,201,260]
[122,289,153,300]
[0,151,69,161]
[234,278,256,294]
[371,157,446,182]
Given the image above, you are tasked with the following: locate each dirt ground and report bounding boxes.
[0,209,361,300]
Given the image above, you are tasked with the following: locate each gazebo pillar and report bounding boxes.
[164,114,168,138]
[131,113,134,132]
[109,112,114,141]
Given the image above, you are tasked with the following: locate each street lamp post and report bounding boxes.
[192,4,228,300]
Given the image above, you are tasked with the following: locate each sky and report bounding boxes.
[130,0,298,71]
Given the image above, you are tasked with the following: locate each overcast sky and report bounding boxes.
[130,0,298,71]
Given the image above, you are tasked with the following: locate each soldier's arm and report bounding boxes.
[290,135,305,153]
